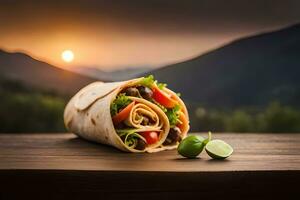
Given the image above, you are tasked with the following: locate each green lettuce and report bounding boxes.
[165,104,181,127]
[154,102,181,126]
[139,75,167,89]
[116,129,146,149]
[157,83,167,89]
[139,75,155,88]
[110,93,132,116]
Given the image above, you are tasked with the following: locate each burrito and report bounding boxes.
[64,75,189,153]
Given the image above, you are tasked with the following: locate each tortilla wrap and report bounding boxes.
[64,77,189,153]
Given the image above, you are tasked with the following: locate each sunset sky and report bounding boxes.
[0,0,299,70]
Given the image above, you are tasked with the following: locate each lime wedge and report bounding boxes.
[205,139,233,159]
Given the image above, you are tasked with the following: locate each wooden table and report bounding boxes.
[0,133,299,200]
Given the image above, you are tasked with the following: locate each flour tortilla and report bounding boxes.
[64,78,169,152]
[124,98,163,130]
[64,78,189,153]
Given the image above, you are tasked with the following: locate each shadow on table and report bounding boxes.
[64,136,124,154]
[172,157,202,161]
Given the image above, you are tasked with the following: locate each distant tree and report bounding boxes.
[0,92,66,132]
[261,102,300,133]
[193,107,227,132]
[0,78,67,133]
[193,101,300,133]
[225,110,254,132]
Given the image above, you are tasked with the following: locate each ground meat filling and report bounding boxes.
[163,127,182,145]
[135,139,147,150]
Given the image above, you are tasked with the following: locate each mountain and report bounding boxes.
[0,50,96,96]
[72,66,150,81]
[144,23,300,108]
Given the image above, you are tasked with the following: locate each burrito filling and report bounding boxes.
[110,75,187,150]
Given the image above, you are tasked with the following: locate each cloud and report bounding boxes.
[1,0,300,34]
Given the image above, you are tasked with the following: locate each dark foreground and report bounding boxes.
[0,133,299,200]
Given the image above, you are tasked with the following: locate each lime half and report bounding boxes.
[205,139,233,159]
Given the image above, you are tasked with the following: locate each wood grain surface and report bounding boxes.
[0,133,299,171]
[0,133,299,200]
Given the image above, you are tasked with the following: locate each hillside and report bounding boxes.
[0,50,96,96]
[145,24,300,108]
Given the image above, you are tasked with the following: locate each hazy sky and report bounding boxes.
[0,0,299,70]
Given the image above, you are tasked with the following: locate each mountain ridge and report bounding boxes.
[144,23,300,108]
[0,49,96,96]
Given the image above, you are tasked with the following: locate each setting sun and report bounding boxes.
[61,50,74,63]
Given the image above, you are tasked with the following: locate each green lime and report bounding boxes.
[205,139,233,159]
[177,132,212,158]
[177,135,205,158]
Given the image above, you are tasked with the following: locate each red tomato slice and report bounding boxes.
[141,131,159,144]
[112,101,135,125]
[152,86,177,108]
